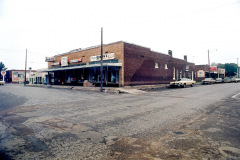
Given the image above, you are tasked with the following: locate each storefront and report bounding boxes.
[44,41,200,87]
[44,45,124,86]
[44,62,121,87]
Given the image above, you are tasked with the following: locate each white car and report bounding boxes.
[169,78,196,88]
[0,81,5,85]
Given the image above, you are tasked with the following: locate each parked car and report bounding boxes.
[0,81,5,85]
[230,77,239,83]
[235,78,240,82]
[223,77,231,83]
[215,78,223,83]
[202,78,216,85]
[169,78,196,88]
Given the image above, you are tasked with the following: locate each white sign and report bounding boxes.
[90,53,115,62]
[1,71,6,76]
[197,70,205,77]
[61,57,68,66]
[69,58,82,63]
[45,57,55,62]
[51,62,60,66]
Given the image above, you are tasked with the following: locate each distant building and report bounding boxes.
[29,69,48,84]
[195,65,225,81]
[6,70,36,84]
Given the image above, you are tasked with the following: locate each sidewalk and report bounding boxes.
[26,83,169,94]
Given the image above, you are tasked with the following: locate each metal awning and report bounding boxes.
[41,63,122,72]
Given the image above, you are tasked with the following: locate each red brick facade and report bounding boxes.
[123,42,195,85]
[46,41,210,86]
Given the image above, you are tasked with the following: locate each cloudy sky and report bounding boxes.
[1,0,240,70]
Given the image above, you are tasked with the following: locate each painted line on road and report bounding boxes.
[232,93,240,99]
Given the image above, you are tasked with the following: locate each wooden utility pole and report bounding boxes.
[100,28,103,92]
[24,49,27,86]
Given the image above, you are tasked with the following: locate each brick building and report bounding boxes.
[6,70,36,84]
[44,41,199,87]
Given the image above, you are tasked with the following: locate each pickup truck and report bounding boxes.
[0,81,5,85]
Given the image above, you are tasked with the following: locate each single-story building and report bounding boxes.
[44,41,198,87]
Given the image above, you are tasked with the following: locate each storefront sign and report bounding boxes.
[218,68,225,74]
[90,53,115,62]
[69,58,82,63]
[61,57,68,66]
[45,57,55,62]
[51,62,60,66]
[210,66,217,70]
[197,70,205,77]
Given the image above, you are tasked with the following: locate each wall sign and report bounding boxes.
[51,62,60,66]
[45,57,55,62]
[61,57,68,66]
[197,70,205,77]
[90,53,115,62]
[69,58,82,63]
[210,66,217,70]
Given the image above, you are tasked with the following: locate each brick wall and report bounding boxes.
[48,41,125,86]
[123,42,196,86]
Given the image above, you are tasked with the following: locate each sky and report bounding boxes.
[0,0,240,70]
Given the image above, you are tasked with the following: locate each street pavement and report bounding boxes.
[0,83,240,159]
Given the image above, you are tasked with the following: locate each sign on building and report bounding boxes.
[61,57,68,67]
[51,62,60,66]
[45,57,55,62]
[197,70,205,77]
[69,58,82,63]
[210,66,217,70]
[90,53,115,62]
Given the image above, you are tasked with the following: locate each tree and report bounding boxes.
[0,62,6,71]
[225,63,237,77]
[216,63,237,77]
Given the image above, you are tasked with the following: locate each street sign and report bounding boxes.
[1,71,6,76]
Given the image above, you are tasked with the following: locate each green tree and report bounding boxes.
[0,62,6,71]
[216,63,237,77]
[216,63,225,69]
[225,63,237,77]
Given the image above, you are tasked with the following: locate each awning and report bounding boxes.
[41,63,122,72]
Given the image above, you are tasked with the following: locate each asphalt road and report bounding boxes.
[0,83,239,159]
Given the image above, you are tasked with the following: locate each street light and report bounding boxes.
[208,49,217,78]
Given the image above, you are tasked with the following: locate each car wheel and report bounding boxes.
[191,83,194,87]
[183,84,186,88]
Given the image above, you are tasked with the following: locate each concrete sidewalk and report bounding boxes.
[26,83,169,94]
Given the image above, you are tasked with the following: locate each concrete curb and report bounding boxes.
[25,84,169,94]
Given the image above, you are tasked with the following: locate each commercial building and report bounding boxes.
[44,41,198,87]
[6,70,36,84]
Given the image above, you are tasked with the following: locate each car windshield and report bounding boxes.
[205,78,212,80]
[177,78,188,81]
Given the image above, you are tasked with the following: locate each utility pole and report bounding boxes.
[100,27,103,92]
[208,49,210,78]
[24,49,27,86]
[237,58,239,78]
